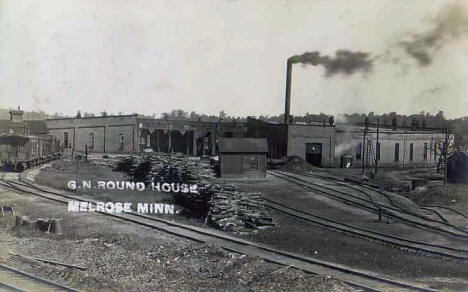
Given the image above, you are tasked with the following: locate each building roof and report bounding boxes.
[336,122,446,133]
[219,138,268,153]
[0,133,29,146]
[0,120,11,132]
[25,120,48,134]
[46,114,138,121]
[335,124,446,134]
[0,119,49,135]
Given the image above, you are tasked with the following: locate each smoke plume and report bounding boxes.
[335,130,360,157]
[288,50,373,76]
[400,4,468,66]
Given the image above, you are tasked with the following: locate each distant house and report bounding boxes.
[218,138,268,178]
[447,152,468,183]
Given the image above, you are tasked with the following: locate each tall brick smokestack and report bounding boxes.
[284,59,292,125]
[283,50,372,125]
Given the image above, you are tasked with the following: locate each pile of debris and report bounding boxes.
[113,156,139,174]
[282,155,318,172]
[15,216,62,234]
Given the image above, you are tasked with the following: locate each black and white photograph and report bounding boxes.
[0,1,467,291]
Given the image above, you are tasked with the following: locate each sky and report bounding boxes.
[1,0,467,118]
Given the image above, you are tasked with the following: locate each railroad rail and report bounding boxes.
[285,169,468,222]
[0,178,438,292]
[275,169,460,226]
[0,264,77,292]
[262,198,468,262]
[295,169,468,231]
[268,170,468,240]
[421,205,468,220]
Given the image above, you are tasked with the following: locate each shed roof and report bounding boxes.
[0,133,29,146]
[25,120,48,134]
[219,138,268,153]
[0,120,11,132]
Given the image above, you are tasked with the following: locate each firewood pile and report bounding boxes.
[113,153,275,232]
[206,185,275,233]
[113,155,141,176]
[146,153,214,217]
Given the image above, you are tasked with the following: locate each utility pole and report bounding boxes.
[362,117,369,174]
[375,118,380,176]
[75,157,79,194]
[444,127,449,186]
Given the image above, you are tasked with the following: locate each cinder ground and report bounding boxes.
[318,165,468,218]
[0,181,354,292]
[221,175,468,291]
[14,157,468,291]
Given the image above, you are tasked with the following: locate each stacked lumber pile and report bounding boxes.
[113,153,275,232]
[207,186,275,233]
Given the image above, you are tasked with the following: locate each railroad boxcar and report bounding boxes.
[0,134,60,172]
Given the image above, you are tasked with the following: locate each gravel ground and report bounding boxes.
[0,183,355,292]
[13,160,468,291]
[224,177,468,291]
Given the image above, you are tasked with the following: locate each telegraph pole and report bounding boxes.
[375,118,380,175]
[75,157,79,194]
[362,116,368,174]
[444,127,449,186]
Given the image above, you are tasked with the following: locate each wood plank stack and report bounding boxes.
[207,187,275,233]
[113,153,275,233]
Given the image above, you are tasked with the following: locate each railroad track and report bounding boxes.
[421,205,468,220]
[0,264,77,292]
[0,178,438,292]
[262,198,468,262]
[275,170,458,225]
[295,170,468,232]
[268,170,468,240]
[286,169,468,222]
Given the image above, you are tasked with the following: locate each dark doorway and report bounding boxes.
[306,143,322,167]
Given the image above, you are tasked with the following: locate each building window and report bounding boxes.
[243,156,258,170]
[409,143,414,161]
[423,142,428,160]
[64,132,69,147]
[376,142,381,161]
[434,143,437,159]
[89,133,94,150]
[119,134,124,150]
[394,143,400,162]
[356,143,362,160]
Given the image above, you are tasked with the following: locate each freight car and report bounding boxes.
[0,133,61,172]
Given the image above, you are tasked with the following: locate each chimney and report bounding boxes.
[10,107,24,123]
[284,59,292,125]
[392,117,397,131]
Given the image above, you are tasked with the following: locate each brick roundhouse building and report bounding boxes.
[44,114,452,169]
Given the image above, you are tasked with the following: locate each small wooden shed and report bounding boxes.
[218,138,268,178]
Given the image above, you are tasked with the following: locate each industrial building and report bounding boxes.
[239,57,454,168]
[138,118,246,156]
[46,115,140,153]
[334,123,449,168]
[43,111,450,169]
[246,117,449,168]
[45,115,247,155]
